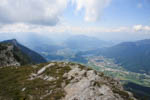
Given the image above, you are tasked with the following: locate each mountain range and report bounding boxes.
[99,39,150,75]
[0,39,137,100]
[1,38,150,100]
[3,37,150,75]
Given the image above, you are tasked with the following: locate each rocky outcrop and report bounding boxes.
[28,62,136,100]
[0,39,47,67]
[0,43,20,67]
[0,62,136,100]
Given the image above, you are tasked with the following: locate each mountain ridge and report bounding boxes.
[0,39,47,66]
[0,62,137,100]
[99,39,150,74]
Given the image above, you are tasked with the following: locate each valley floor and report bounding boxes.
[86,56,150,100]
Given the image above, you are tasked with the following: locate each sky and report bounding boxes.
[0,0,150,41]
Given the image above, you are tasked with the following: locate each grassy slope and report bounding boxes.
[0,62,72,100]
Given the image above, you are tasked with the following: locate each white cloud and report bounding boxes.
[0,0,112,25]
[0,0,68,25]
[133,25,143,31]
[0,23,30,32]
[143,26,150,31]
[133,25,150,31]
[72,0,111,22]
[1,23,150,42]
[0,23,150,35]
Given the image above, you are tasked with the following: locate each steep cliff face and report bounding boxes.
[0,39,47,67]
[0,43,22,66]
[0,62,136,100]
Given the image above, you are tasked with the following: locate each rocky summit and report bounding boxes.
[0,43,21,66]
[0,39,46,67]
[0,62,136,100]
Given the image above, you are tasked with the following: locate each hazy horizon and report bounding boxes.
[0,0,150,43]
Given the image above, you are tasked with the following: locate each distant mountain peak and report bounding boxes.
[10,39,18,45]
[2,39,18,46]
